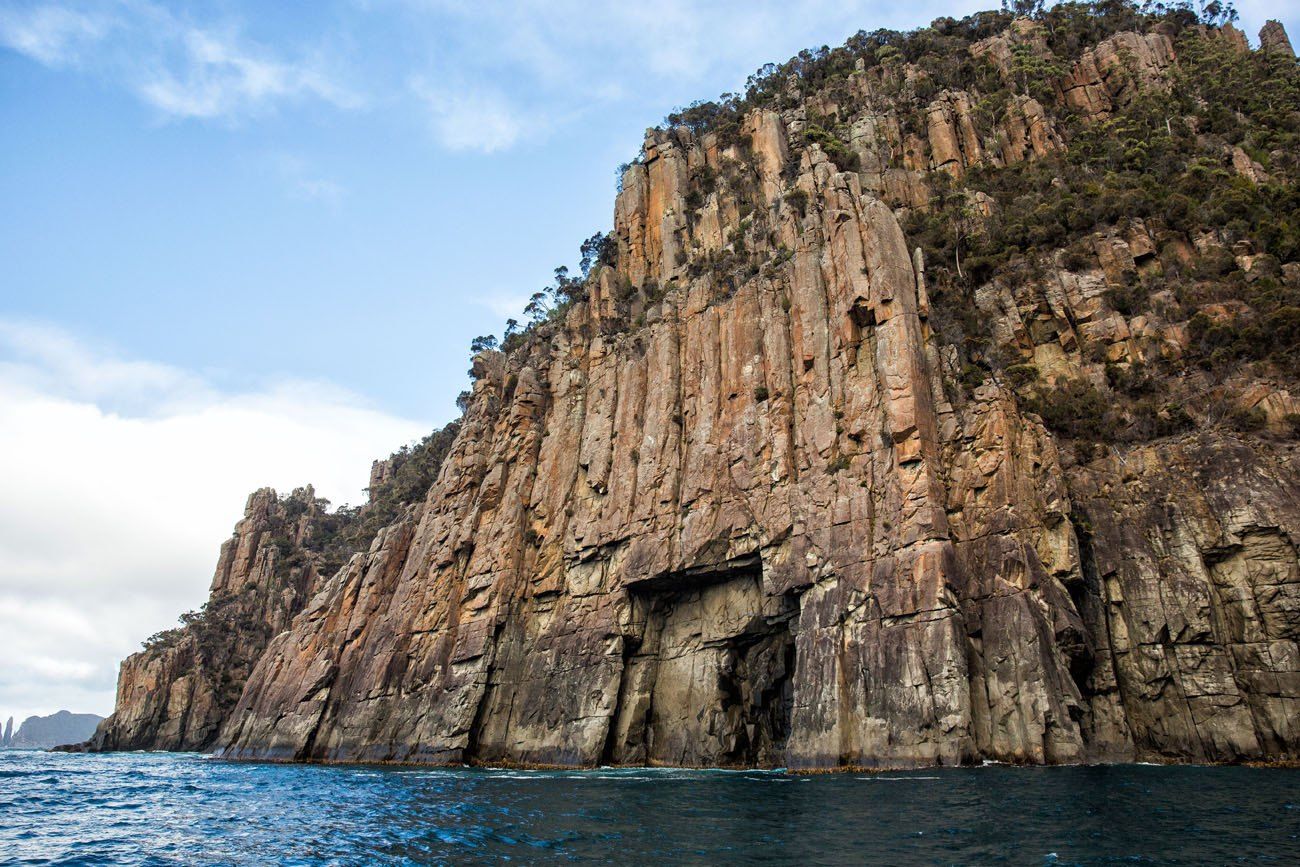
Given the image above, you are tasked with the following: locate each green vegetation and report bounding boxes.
[909,32,1300,279]
[803,125,861,172]
[473,232,619,360]
[1005,363,1040,388]
[1023,373,1194,448]
[783,189,810,217]
[901,4,1300,405]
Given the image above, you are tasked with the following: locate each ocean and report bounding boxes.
[1,750,1297,864]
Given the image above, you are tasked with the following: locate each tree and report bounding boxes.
[1199,1,1238,26]
[1002,0,1045,18]
[524,291,550,325]
[580,232,613,278]
[555,264,591,305]
[470,334,498,353]
[553,265,573,301]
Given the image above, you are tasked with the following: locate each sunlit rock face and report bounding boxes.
[95,13,1300,769]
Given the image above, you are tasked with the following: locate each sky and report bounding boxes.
[1,0,1296,725]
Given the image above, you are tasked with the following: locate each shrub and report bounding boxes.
[1106,363,1157,397]
[803,125,861,172]
[1004,363,1040,388]
[1024,378,1117,441]
[1229,405,1268,432]
[343,422,462,553]
[784,189,810,217]
[1283,413,1300,438]
[1106,278,1145,317]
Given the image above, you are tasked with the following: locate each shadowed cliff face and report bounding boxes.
[97,9,1300,768]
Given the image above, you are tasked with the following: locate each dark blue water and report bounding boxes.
[1,751,1298,865]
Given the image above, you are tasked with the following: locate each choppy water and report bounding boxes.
[1,751,1298,865]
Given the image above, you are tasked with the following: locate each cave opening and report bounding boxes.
[603,555,799,768]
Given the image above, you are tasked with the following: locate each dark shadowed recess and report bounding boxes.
[605,555,800,768]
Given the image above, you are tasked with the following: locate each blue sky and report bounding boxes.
[1,0,1296,722]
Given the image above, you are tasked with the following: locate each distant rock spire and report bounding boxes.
[2,716,12,748]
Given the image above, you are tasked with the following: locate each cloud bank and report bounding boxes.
[0,320,430,723]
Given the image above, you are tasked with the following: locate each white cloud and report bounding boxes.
[0,319,209,413]
[476,292,531,320]
[292,176,346,205]
[137,25,362,120]
[0,319,431,723]
[0,3,109,65]
[410,77,531,153]
[0,1,361,121]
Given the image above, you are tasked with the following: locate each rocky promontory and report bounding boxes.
[3,711,103,750]
[85,3,1300,769]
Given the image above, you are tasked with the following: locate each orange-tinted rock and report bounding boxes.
[1060,31,1175,121]
[93,17,1300,771]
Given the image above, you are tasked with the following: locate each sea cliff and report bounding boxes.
[86,3,1300,768]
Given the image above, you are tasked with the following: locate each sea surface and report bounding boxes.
[1,750,1298,865]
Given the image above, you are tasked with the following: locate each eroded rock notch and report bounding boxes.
[604,556,798,768]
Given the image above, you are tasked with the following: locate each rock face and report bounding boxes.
[4,712,103,750]
[1070,438,1300,759]
[1260,20,1295,58]
[85,488,339,751]
[94,10,1300,769]
[1059,30,1175,120]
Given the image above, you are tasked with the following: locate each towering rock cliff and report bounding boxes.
[91,4,1300,768]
